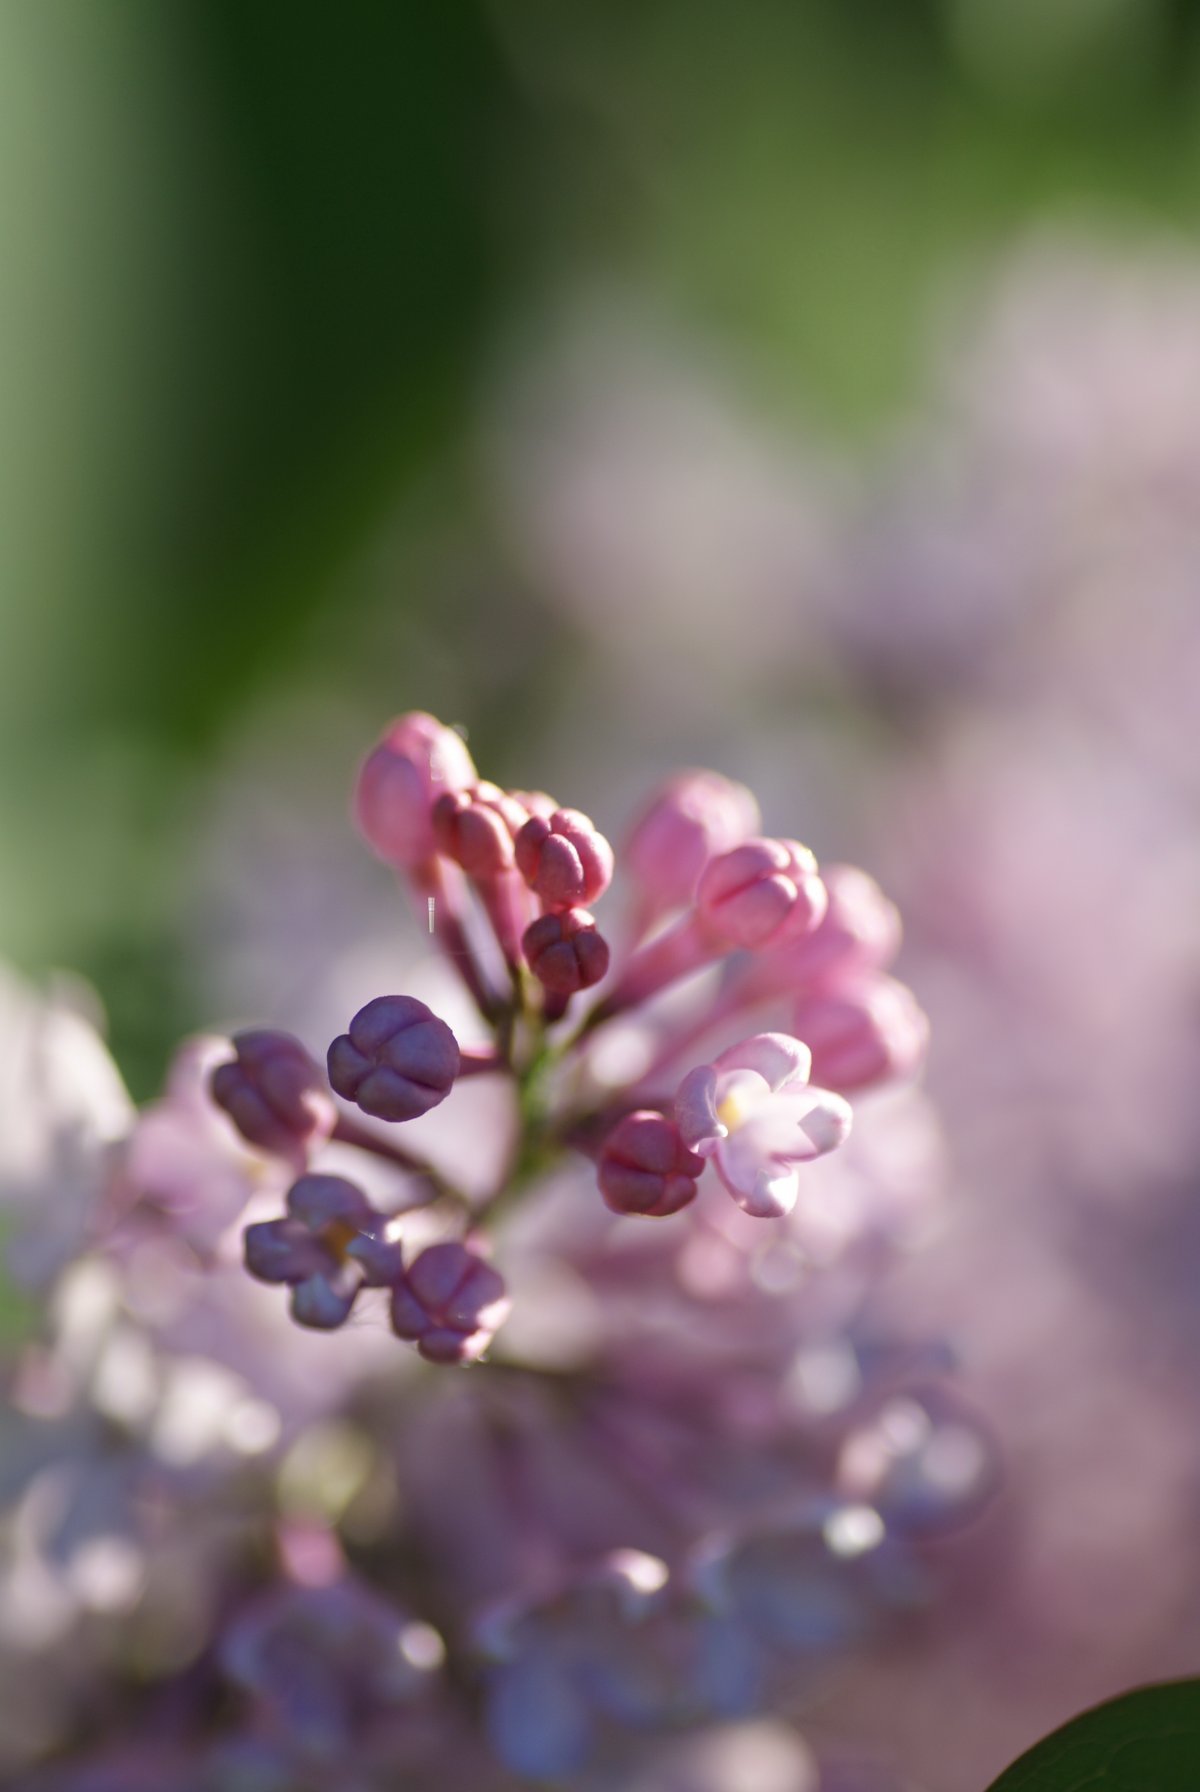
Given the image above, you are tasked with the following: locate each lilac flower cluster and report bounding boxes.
[0,717,991,1792]
[210,712,928,1368]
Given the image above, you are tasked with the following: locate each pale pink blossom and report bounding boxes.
[675,1034,852,1219]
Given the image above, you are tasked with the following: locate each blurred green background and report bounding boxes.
[4,0,1200,1096]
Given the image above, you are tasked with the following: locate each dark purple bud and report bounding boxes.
[390,1241,510,1363]
[522,907,610,995]
[210,1029,335,1169]
[597,1111,705,1217]
[515,807,614,910]
[327,995,460,1123]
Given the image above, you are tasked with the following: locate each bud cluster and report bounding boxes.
[206,711,930,1365]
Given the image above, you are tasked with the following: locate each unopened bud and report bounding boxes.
[745,862,902,996]
[624,770,760,923]
[354,712,476,869]
[327,995,460,1122]
[515,808,613,910]
[390,1241,510,1363]
[792,975,928,1092]
[597,1111,705,1218]
[432,784,519,880]
[522,908,610,995]
[697,838,827,950]
[210,1030,335,1170]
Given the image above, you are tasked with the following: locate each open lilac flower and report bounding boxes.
[390,1241,510,1363]
[675,1034,852,1218]
[243,1174,402,1329]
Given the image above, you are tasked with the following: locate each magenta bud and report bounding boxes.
[624,769,761,921]
[210,1030,336,1169]
[432,786,517,880]
[522,907,610,995]
[354,712,476,869]
[514,807,614,910]
[696,837,828,950]
[390,1241,511,1363]
[792,974,929,1092]
[597,1111,705,1217]
[327,995,460,1122]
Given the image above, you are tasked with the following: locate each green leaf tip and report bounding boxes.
[985,1679,1200,1791]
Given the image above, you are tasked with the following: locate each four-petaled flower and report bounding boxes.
[674,1033,853,1219]
[244,1173,403,1329]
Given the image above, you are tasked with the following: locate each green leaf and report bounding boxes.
[986,1681,1200,1791]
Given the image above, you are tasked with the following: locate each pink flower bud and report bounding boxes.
[743,863,902,997]
[791,975,929,1092]
[210,1030,336,1170]
[354,712,476,869]
[597,1111,704,1217]
[623,769,760,924]
[515,808,614,910]
[390,1241,510,1363]
[509,789,558,822]
[432,785,519,880]
[327,995,460,1122]
[696,838,828,950]
[522,908,610,995]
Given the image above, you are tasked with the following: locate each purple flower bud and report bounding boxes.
[624,769,761,925]
[515,807,614,910]
[792,975,929,1092]
[209,1029,336,1170]
[433,781,529,880]
[390,1241,510,1363]
[354,711,476,869]
[327,995,460,1122]
[522,907,610,995]
[243,1172,402,1329]
[697,838,828,950]
[597,1111,704,1217]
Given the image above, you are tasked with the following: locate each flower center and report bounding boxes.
[321,1218,360,1263]
[714,1070,769,1135]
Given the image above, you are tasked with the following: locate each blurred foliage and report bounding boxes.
[5,0,1200,1093]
